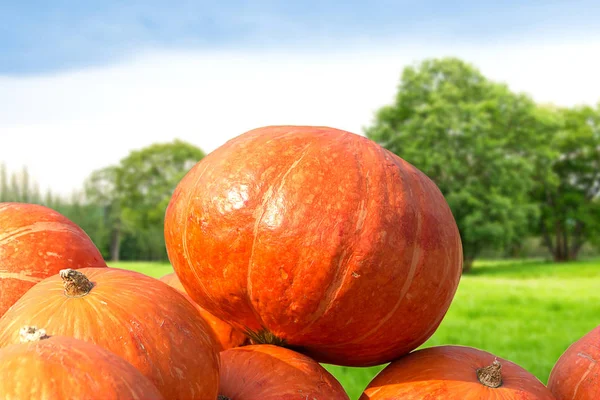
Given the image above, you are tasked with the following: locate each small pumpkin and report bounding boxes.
[0,202,107,317]
[0,325,164,400]
[0,267,219,400]
[548,325,600,399]
[160,272,248,351]
[218,344,349,400]
[360,345,555,399]
[164,126,463,366]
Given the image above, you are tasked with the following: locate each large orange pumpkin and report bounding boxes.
[548,325,600,399]
[218,344,349,399]
[0,325,164,400]
[164,125,463,366]
[160,272,248,351]
[0,267,219,400]
[0,202,107,317]
[360,345,555,399]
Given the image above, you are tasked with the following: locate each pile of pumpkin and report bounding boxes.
[0,126,597,400]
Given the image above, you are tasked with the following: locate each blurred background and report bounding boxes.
[1,1,599,398]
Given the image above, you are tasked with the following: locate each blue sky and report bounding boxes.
[2,0,600,75]
[1,1,599,196]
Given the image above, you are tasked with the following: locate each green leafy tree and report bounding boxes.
[85,166,120,261]
[365,57,553,272]
[85,140,205,261]
[536,104,600,261]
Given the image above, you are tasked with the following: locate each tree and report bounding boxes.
[365,57,552,272]
[536,104,600,261]
[0,164,43,204]
[85,139,205,262]
[85,166,120,261]
[0,163,9,202]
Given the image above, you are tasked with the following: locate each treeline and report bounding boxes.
[1,57,599,271]
[0,140,205,263]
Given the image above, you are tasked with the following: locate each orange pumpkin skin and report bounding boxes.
[160,272,248,351]
[0,330,164,400]
[360,345,555,399]
[548,325,600,400]
[0,202,107,317]
[219,344,349,400]
[164,125,463,366]
[0,267,220,400]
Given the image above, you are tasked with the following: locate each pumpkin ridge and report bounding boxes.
[349,153,463,349]
[181,162,213,302]
[571,357,596,399]
[0,282,63,337]
[85,285,168,381]
[246,143,312,331]
[291,140,368,337]
[0,221,90,247]
[331,161,424,348]
[0,272,43,283]
[548,326,600,400]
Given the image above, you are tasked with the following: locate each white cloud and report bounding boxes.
[1,38,599,196]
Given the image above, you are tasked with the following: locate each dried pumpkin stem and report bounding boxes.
[217,396,231,400]
[244,327,286,347]
[60,269,94,297]
[19,326,50,343]
[476,359,503,388]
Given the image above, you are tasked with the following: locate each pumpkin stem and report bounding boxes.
[476,358,503,388]
[217,396,231,400]
[244,327,287,347]
[60,269,94,297]
[19,326,50,343]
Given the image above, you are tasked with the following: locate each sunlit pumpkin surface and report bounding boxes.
[0,267,219,400]
[165,125,463,366]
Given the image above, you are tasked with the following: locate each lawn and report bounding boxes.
[112,258,600,400]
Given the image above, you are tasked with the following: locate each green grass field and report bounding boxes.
[112,258,600,400]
